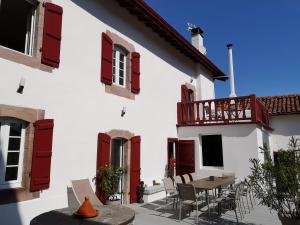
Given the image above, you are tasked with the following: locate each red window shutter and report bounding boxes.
[131,52,140,94]
[96,133,111,203]
[101,33,113,85]
[175,140,195,176]
[181,85,189,103]
[41,3,63,68]
[130,136,141,203]
[30,119,54,192]
[181,85,189,122]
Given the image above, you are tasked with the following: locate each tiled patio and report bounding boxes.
[128,198,281,225]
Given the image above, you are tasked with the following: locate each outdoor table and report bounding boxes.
[30,205,135,225]
[189,176,235,215]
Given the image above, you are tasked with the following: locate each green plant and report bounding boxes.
[248,136,300,219]
[97,165,125,201]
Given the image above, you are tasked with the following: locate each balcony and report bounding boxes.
[177,95,270,128]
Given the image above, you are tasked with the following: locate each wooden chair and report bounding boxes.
[71,179,103,207]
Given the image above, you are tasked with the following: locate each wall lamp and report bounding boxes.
[17,77,26,94]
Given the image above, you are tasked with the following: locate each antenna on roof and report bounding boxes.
[187,23,197,32]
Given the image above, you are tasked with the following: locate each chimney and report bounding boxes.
[227,43,237,98]
[191,27,207,55]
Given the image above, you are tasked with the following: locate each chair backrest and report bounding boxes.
[162,177,176,194]
[174,175,183,185]
[222,172,235,177]
[183,174,191,182]
[71,179,103,206]
[177,183,196,201]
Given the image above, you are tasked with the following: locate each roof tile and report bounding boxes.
[258,94,300,116]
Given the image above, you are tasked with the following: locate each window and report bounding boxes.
[0,0,37,55]
[113,46,127,87]
[202,135,223,167]
[101,32,140,98]
[0,118,26,188]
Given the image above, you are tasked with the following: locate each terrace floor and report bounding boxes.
[128,198,281,225]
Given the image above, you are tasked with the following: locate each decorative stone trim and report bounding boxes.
[106,129,135,204]
[104,31,136,100]
[0,104,45,204]
[0,0,53,72]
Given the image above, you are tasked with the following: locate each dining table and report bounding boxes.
[188,176,235,215]
[30,205,135,225]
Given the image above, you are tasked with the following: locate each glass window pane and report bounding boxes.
[113,50,116,58]
[8,138,21,151]
[7,152,20,166]
[120,54,125,62]
[5,167,18,181]
[119,78,124,86]
[119,69,124,78]
[113,66,116,75]
[119,62,124,70]
[9,122,22,136]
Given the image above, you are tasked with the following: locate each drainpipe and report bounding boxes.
[227,44,237,98]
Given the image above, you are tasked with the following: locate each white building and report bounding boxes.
[0,0,299,225]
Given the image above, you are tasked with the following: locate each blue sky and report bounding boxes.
[144,0,300,98]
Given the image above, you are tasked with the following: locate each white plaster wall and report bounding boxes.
[196,65,216,100]
[0,0,212,224]
[270,115,300,151]
[178,124,262,181]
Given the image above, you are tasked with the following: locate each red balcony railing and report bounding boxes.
[177,95,270,128]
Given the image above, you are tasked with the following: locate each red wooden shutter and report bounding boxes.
[41,3,63,68]
[131,52,140,94]
[96,133,111,203]
[101,33,113,85]
[130,136,141,203]
[30,119,54,192]
[175,140,195,176]
[181,85,189,122]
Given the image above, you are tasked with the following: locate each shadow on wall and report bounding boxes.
[0,138,23,225]
[70,0,196,76]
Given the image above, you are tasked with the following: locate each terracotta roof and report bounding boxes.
[258,94,300,116]
[115,0,227,81]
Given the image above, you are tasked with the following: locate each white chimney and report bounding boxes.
[227,43,237,98]
[191,27,207,55]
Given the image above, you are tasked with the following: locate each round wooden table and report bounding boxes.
[30,205,135,225]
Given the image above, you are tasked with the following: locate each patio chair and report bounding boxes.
[224,182,244,222]
[174,175,183,185]
[183,174,192,182]
[177,183,205,224]
[71,179,103,207]
[162,177,178,209]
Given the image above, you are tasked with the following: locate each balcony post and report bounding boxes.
[250,94,257,123]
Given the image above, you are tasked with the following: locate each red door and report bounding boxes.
[130,136,141,203]
[176,140,195,175]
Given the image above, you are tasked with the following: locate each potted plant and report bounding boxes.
[97,165,125,205]
[248,137,300,225]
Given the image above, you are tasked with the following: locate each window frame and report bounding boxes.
[104,30,136,100]
[0,118,26,189]
[0,0,53,72]
[0,104,45,204]
[0,0,37,56]
[113,45,127,88]
[201,134,224,168]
